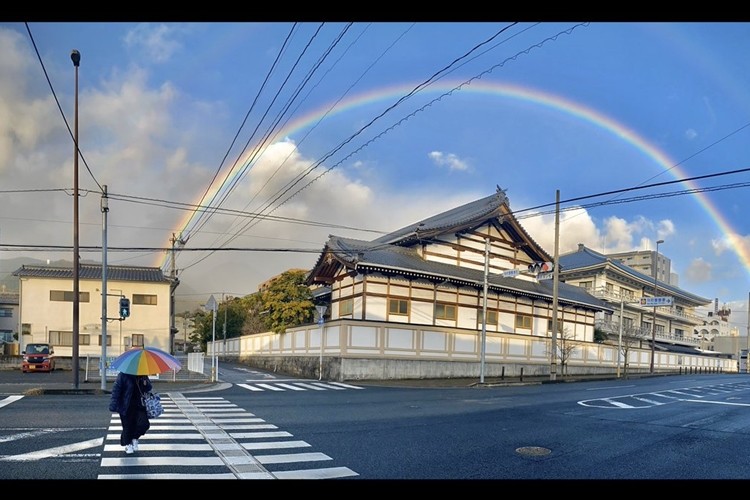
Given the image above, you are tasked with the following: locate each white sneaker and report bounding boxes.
[125,444,134,454]
[132,439,139,452]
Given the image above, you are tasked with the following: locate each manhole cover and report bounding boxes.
[515,446,551,457]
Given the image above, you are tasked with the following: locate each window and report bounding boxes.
[131,334,145,347]
[339,298,353,316]
[133,294,157,306]
[547,319,564,332]
[98,335,112,346]
[388,298,409,316]
[605,283,613,293]
[22,323,31,335]
[515,314,532,329]
[48,331,90,346]
[623,317,633,329]
[435,303,457,320]
[579,281,592,290]
[485,310,498,326]
[50,290,90,302]
[0,308,12,318]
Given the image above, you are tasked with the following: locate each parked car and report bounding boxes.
[21,343,55,373]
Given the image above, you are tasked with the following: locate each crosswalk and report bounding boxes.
[236,380,365,392]
[578,382,750,409]
[99,394,359,479]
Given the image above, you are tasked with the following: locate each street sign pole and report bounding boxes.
[206,295,218,382]
[316,305,328,380]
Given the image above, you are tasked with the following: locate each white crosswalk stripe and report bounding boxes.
[236,381,364,392]
[98,394,358,480]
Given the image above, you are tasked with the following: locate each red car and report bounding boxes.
[21,343,56,373]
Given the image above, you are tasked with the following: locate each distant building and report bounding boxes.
[607,249,673,285]
[12,264,173,358]
[557,244,713,357]
[0,292,19,343]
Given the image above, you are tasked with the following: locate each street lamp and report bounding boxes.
[649,239,664,373]
[71,49,81,389]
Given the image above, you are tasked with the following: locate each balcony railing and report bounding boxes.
[595,318,701,347]
[589,287,705,325]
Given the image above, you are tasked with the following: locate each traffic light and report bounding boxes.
[119,297,130,319]
[527,261,554,274]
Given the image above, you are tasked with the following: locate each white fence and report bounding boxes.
[208,319,734,381]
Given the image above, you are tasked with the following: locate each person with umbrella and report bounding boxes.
[107,346,181,454]
[109,371,152,454]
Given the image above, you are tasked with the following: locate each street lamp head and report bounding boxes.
[656,239,664,245]
[70,50,80,67]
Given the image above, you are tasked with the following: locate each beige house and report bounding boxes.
[13,264,173,358]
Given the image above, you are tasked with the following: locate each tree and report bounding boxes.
[260,269,315,334]
[548,328,579,376]
[242,292,271,335]
[618,323,651,378]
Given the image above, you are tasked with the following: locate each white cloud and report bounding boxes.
[428,151,470,172]
[123,23,186,64]
[685,128,697,140]
[685,257,712,283]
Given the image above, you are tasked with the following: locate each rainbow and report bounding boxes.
[159,79,749,276]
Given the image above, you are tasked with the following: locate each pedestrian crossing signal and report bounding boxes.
[119,297,130,319]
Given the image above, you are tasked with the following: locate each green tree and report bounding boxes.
[242,292,271,335]
[261,269,315,334]
[189,308,212,353]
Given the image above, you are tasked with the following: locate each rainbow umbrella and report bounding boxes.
[110,346,182,375]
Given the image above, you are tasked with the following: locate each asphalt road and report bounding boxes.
[2,366,750,481]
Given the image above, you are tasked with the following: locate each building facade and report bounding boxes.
[209,190,735,380]
[12,264,174,358]
[557,244,719,361]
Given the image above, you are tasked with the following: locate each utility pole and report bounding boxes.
[222,292,227,357]
[169,233,185,354]
[100,185,108,390]
[550,190,560,381]
[71,49,81,389]
[480,237,489,384]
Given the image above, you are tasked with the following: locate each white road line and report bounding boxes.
[276,383,306,391]
[310,382,346,390]
[0,429,61,443]
[229,431,291,439]
[256,452,332,464]
[0,395,24,408]
[99,472,238,479]
[328,382,365,389]
[683,399,750,407]
[241,440,311,450]
[292,383,326,391]
[238,383,263,391]
[256,384,286,391]
[603,399,636,408]
[0,437,103,461]
[273,466,359,480]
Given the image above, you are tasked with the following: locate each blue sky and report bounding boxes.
[1,22,749,333]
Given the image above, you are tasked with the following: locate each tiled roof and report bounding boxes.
[326,235,614,312]
[558,245,711,305]
[12,264,172,283]
[372,191,507,245]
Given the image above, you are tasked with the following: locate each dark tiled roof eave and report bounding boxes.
[12,264,172,283]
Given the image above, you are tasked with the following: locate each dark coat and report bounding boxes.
[109,372,153,415]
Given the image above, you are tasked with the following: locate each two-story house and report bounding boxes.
[12,264,174,359]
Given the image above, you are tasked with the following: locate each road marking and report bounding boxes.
[0,437,103,461]
[0,395,24,409]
